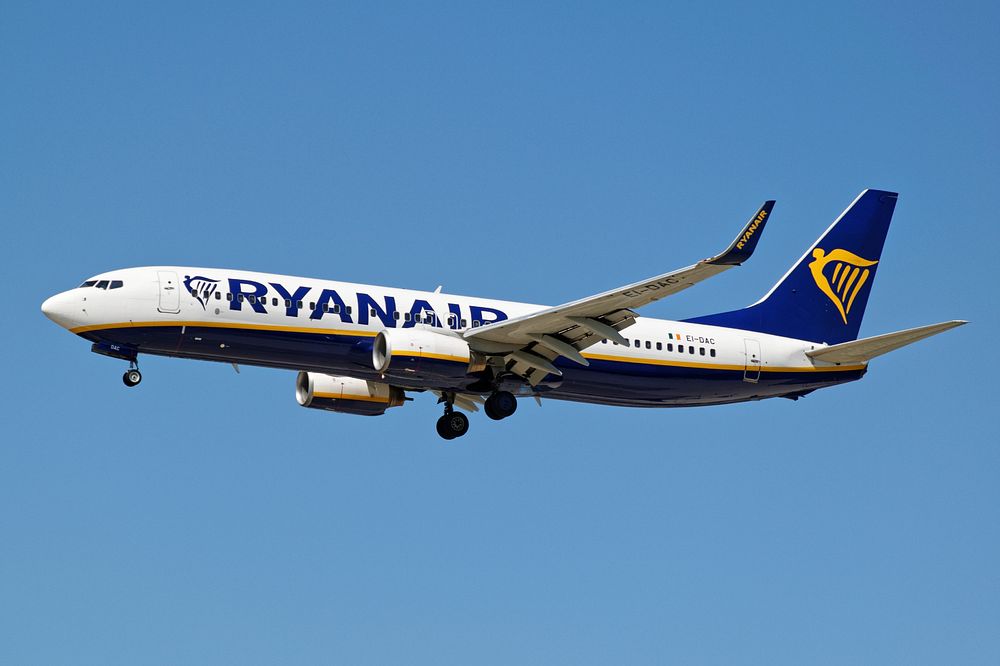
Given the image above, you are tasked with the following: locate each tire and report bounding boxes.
[436,415,456,440]
[485,391,517,420]
[437,412,469,439]
[123,369,142,387]
[484,400,499,421]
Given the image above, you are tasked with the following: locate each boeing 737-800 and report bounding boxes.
[41,189,965,439]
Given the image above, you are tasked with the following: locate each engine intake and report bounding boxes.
[373,328,486,382]
[295,372,405,416]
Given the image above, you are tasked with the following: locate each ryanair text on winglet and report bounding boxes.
[736,208,769,250]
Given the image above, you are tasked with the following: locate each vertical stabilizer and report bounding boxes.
[686,190,898,344]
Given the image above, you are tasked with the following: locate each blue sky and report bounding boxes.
[2,2,997,663]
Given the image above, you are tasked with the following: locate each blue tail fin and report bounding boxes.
[685,189,898,344]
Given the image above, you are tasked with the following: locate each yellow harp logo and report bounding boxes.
[808,248,878,324]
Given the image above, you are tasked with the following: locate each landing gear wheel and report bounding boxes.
[436,411,469,440]
[484,390,517,420]
[123,369,142,387]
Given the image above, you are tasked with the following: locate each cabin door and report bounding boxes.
[743,339,761,383]
[157,271,181,314]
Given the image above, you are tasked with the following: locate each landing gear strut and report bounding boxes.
[436,394,470,440]
[122,361,142,387]
[484,390,517,421]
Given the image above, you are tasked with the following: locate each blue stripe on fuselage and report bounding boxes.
[79,324,865,406]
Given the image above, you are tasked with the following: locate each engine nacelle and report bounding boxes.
[295,372,405,416]
[372,328,487,382]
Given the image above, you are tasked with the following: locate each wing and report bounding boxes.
[464,200,774,383]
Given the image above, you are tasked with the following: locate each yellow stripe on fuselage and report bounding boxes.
[73,320,865,374]
[580,351,864,373]
[70,320,376,338]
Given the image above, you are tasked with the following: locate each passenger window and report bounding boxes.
[689,346,695,354]
[216,292,222,300]
[677,345,683,353]
[238,294,244,302]
[645,341,651,349]
[248,295,256,304]
[473,320,480,327]
[272,298,278,306]
[602,339,608,344]
[656,342,662,350]
[405,312,412,322]
[96,280,109,289]
[110,280,123,289]
[310,302,316,310]
[710,349,716,357]
[333,304,340,314]
[633,339,640,348]
[460,319,467,328]
[226,293,233,301]
[393,311,400,320]
[297,301,303,309]
[346,306,352,315]
[668,343,673,352]
[700,347,705,356]
[370,308,377,317]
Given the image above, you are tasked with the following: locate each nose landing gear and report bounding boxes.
[122,362,142,387]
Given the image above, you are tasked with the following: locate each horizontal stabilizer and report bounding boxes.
[806,320,967,364]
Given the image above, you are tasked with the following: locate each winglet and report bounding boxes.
[707,200,775,266]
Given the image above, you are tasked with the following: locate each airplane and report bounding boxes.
[41,189,965,440]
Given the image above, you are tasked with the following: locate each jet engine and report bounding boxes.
[372,328,487,382]
[295,372,405,416]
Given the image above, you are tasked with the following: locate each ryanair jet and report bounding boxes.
[41,190,965,439]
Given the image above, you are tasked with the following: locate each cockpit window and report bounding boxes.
[109,280,123,289]
[96,280,110,289]
[79,280,98,288]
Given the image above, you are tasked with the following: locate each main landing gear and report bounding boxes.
[122,361,142,387]
[484,390,517,421]
[435,390,518,440]
[435,392,470,440]
[436,410,470,440]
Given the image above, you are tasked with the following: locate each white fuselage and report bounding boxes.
[42,266,866,407]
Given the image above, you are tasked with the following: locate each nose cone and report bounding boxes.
[40,294,57,318]
[41,290,80,330]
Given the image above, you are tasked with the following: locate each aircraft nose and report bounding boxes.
[41,293,59,319]
[41,290,79,329]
